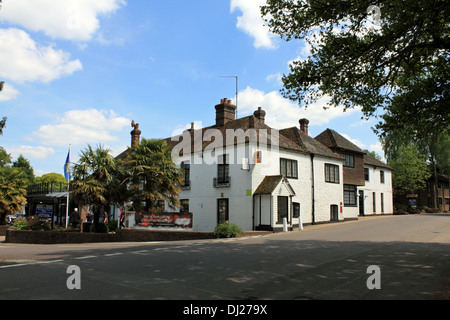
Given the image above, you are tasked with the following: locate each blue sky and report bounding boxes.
[0,0,384,177]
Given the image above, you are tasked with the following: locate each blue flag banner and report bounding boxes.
[64,150,71,181]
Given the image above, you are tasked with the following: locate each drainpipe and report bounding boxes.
[311,154,316,225]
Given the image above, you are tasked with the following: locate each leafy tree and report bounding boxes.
[124,138,183,212]
[363,149,382,161]
[71,144,117,231]
[0,81,5,135]
[35,173,67,185]
[388,144,431,195]
[261,0,450,136]
[13,155,35,186]
[0,147,11,167]
[0,117,6,136]
[0,167,27,224]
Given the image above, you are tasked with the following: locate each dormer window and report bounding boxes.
[343,154,354,168]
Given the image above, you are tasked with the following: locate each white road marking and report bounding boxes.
[74,256,97,260]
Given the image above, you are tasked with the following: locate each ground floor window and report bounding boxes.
[344,185,357,206]
[180,199,189,213]
[293,202,300,218]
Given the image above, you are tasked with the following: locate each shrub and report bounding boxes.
[27,217,51,231]
[108,220,118,233]
[11,217,50,231]
[90,222,109,234]
[11,219,28,230]
[214,222,242,238]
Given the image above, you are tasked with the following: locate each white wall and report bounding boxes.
[361,166,393,215]
[313,156,345,222]
[173,142,347,231]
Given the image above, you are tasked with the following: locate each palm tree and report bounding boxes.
[124,138,183,212]
[0,167,27,225]
[71,144,117,231]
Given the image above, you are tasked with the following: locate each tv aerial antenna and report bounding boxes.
[219,75,238,118]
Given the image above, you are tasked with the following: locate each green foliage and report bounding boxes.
[125,138,183,211]
[108,219,118,232]
[389,144,431,195]
[0,147,11,168]
[71,144,116,222]
[261,0,449,137]
[0,116,6,136]
[11,217,50,231]
[0,166,27,224]
[90,222,109,234]
[12,155,35,186]
[35,173,67,185]
[11,219,28,230]
[26,217,51,231]
[214,222,243,238]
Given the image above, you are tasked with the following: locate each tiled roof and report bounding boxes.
[315,129,365,154]
[280,127,342,160]
[364,154,392,170]
[165,115,309,156]
[254,175,295,195]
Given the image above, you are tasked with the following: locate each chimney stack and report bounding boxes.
[215,98,237,126]
[131,120,141,148]
[253,107,266,124]
[299,118,309,135]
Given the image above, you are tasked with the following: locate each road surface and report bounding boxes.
[1,214,450,300]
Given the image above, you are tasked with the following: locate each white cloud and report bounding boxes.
[341,133,367,150]
[237,86,358,129]
[0,28,82,83]
[265,73,283,86]
[230,0,276,49]
[33,109,131,147]
[171,121,204,137]
[0,82,20,101]
[8,146,55,160]
[0,0,127,42]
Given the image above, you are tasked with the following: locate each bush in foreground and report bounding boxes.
[214,222,242,238]
[11,217,50,231]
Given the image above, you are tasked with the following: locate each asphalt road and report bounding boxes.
[1,214,450,300]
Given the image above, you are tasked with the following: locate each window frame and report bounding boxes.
[181,161,190,187]
[280,158,298,179]
[364,168,370,181]
[343,154,355,168]
[344,185,357,207]
[180,199,190,213]
[217,154,230,184]
[325,163,340,184]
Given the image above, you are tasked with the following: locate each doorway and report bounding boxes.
[217,199,229,224]
[359,190,365,216]
[277,196,288,224]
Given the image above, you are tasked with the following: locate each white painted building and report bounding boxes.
[158,99,393,232]
[360,155,394,216]
[118,99,393,232]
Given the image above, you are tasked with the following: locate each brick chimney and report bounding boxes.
[299,118,309,135]
[131,120,141,148]
[253,107,266,124]
[215,98,237,126]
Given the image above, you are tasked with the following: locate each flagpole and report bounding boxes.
[65,145,71,228]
